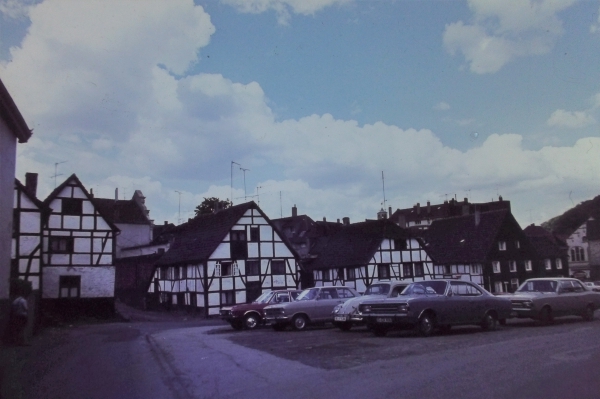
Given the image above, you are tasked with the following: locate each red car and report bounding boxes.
[220,290,301,330]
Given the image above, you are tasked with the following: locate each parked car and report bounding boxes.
[583,281,600,292]
[220,289,301,330]
[509,278,600,323]
[264,286,360,331]
[359,279,512,337]
[332,280,409,331]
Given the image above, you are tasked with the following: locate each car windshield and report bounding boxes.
[517,280,558,293]
[400,281,447,295]
[364,284,390,295]
[253,291,274,304]
[296,288,319,301]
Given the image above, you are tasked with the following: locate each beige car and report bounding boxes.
[509,278,600,323]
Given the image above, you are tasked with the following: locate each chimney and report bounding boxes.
[25,173,38,197]
[426,201,431,214]
[396,214,406,229]
[337,219,340,223]
[388,206,392,218]
[475,210,481,227]
[90,188,94,198]
[292,205,297,217]
[499,195,503,202]
[323,217,326,222]
[164,221,168,225]
[464,197,468,203]
[416,202,420,215]
[342,217,350,225]
[115,188,118,200]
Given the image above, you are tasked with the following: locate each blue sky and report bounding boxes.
[2,0,600,227]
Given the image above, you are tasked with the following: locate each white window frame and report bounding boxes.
[509,261,517,272]
[556,258,563,269]
[498,241,506,251]
[492,261,501,273]
[515,240,520,249]
[525,260,532,271]
[544,259,551,270]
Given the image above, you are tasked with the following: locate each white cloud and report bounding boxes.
[0,0,35,19]
[547,109,596,129]
[221,0,351,24]
[434,101,450,111]
[591,5,600,33]
[443,0,577,74]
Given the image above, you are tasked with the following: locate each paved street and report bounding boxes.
[4,309,600,399]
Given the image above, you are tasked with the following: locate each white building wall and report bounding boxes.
[42,266,115,298]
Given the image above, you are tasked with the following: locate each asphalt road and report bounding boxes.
[9,313,600,399]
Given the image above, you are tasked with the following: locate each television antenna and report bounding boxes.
[231,161,240,205]
[240,167,250,201]
[52,161,67,188]
[175,190,182,224]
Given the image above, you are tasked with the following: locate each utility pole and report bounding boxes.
[240,167,250,201]
[52,161,67,188]
[381,171,387,210]
[175,190,182,225]
[231,161,240,205]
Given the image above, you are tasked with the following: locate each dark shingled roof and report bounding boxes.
[93,198,150,225]
[156,201,269,266]
[422,210,511,264]
[305,219,410,271]
[0,78,31,143]
[523,224,567,258]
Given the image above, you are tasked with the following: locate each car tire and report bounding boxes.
[539,306,553,325]
[417,314,434,337]
[292,315,308,331]
[244,313,261,330]
[582,305,595,322]
[272,323,287,331]
[231,321,244,331]
[481,312,498,331]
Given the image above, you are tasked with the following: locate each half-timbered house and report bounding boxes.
[148,201,300,316]
[523,224,569,279]
[42,174,119,315]
[304,219,434,293]
[12,174,49,292]
[423,209,538,293]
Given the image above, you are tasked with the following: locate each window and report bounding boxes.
[174,267,180,279]
[337,267,345,280]
[346,268,356,280]
[246,281,262,303]
[230,230,248,259]
[250,227,260,242]
[515,240,520,249]
[159,267,167,279]
[271,260,285,275]
[322,269,331,281]
[246,260,260,276]
[378,264,390,279]
[221,291,235,305]
[450,282,482,296]
[494,281,504,293]
[414,262,424,277]
[524,260,532,271]
[545,259,552,270]
[509,261,517,272]
[394,239,407,250]
[59,275,81,298]
[62,198,83,215]
[570,247,585,262]
[556,258,563,269]
[492,261,501,273]
[510,278,519,291]
[221,262,233,276]
[318,288,338,299]
[498,241,506,251]
[49,236,74,254]
[402,263,413,277]
[336,288,355,298]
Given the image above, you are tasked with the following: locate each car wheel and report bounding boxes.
[539,306,553,325]
[337,322,352,332]
[372,327,388,337]
[292,315,308,331]
[481,312,498,331]
[244,313,261,330]
[582,305,595,322]
[418,314,435,337]
[272,323,287,331]
[230,321,244,331]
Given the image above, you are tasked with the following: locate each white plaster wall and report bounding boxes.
[72,187,86,199]
[248,243,259,257]
[260,225,272,241]
[20,211,41,234]
[210,243,230,259]
[274,243,292,257]
[238,217,252,225]
[260,242,273,257]
[17,236,40,256]
[116,223,152,250]
[42,266,115,298]
[19,195,37,210]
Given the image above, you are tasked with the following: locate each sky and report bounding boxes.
[1,0,600,228]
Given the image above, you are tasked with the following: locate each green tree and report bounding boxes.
[194,197,232,217]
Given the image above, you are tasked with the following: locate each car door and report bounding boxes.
[448,281,477,324]
[312,288,340,321]
[555,280,578,317]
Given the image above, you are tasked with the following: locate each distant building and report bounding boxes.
[586,218,600,281]
[523,224,569,279]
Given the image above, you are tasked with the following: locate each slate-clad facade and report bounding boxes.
[149,202,300,316]
[305,219,434,293]
[423,210,538,293]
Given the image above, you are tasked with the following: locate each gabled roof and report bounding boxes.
[43,174,119,232]
[0,78,31,143]
[305,219,410,271]
[93,197,151,225]
[422,209,515,264]
[523,224,567,258]
[14,178,48,212]
[156,201,279,266]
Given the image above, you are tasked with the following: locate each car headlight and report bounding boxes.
[398,304,409,313]
[523,301,534,308]
[333,304,343,314]
[361,305,371,313]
